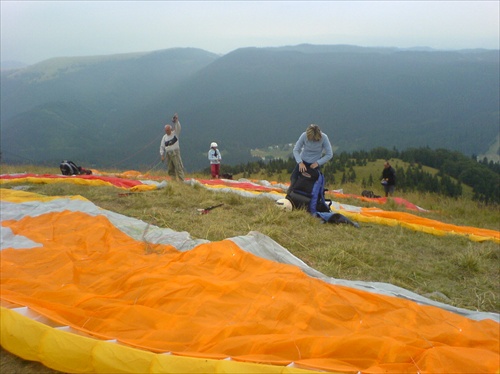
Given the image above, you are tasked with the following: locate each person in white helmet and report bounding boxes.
[208,142,222,178]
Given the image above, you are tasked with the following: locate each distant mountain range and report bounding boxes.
[1,44,499,171]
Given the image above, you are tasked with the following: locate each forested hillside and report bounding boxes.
[220,147,500,204]
[1,45,498,171]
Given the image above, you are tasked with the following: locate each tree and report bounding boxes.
[341,172,347,184]
[348,167,356,183]
[368,174,374,187]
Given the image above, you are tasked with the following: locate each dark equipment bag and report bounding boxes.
[59,160,92,176]
[287,167,331,213]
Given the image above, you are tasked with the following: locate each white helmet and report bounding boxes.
[211,142,218,148]
[275,198,293,212]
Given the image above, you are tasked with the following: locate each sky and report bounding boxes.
[1,0,499,65]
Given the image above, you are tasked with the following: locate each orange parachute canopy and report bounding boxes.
[0,172,164,191]
[1,172,499,243]
[331,191,430,212]
[1,188,499,373]
[193,178,500,243]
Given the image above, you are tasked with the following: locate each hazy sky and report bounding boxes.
[1,0,499,65]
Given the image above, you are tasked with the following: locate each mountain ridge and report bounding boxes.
[1,45,498,171]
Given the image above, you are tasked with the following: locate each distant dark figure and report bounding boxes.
[381,160,396,197]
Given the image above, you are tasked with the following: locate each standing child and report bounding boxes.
[208,142,221,178]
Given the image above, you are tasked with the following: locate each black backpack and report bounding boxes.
[286,167,331,213]
[60,160,92,176]
[60,160,80,175]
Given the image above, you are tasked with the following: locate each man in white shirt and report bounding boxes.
[160,113,185,181]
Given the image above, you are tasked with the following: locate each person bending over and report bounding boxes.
[289,124,333,191]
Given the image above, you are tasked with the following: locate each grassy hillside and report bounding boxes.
[1,163,498,373]
[237,150,477,200]
[1,163,498,309]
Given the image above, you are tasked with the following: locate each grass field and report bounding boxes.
[1,163,499,373]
